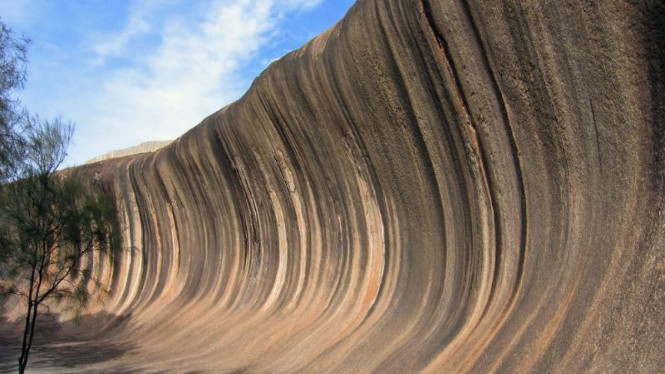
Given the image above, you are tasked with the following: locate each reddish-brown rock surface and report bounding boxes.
[2,0,664,372]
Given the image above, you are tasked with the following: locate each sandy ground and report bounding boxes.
[0,315,135,374]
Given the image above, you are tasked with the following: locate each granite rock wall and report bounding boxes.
[30,0,665,372]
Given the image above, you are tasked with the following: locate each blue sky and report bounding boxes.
[0,0,355,166]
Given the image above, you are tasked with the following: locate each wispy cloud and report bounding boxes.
[0,0,41,26]
[68,0,323,165]
[91,2,154,61]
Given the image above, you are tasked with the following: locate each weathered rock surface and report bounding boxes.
[4,0,665,372]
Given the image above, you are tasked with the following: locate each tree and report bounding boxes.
[0,19,28,183]
[0,20,119,374]
[0,118,120,374]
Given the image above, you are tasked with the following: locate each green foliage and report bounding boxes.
[0,171,119,303]
[0,19,28,184]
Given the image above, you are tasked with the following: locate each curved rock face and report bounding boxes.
[12,0,665,372]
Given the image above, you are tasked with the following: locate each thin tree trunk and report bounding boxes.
[18,262,37,374]
[18,256,44,374]
[22,295,40,373]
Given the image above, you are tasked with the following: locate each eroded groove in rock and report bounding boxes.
[4,0,664,372]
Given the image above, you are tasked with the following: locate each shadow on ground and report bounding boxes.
[0,312,136,373]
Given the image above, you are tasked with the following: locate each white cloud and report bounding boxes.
[91,7,151,60]
[68,0,323,165]
[281,0,323,12]
[0,0,40,26]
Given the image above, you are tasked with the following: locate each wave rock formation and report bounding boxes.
[6,0,665,372]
